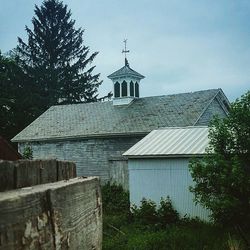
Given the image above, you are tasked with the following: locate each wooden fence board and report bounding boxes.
[0,177,102,250]
[0,160,77,192]
[15,160,40,188]
[0,161,15,191]
[39,159,57,184]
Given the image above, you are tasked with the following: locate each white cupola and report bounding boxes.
[107,40,145,106]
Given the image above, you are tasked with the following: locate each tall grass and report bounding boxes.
[102,182,249,250]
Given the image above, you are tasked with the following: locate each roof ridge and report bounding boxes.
[136,88,220,100]
[50,88,220,109]
[50,100,112,108]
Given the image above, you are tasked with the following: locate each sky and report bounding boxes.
[0,0,250,102]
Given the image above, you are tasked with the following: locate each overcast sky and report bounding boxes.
[1,0,250,101]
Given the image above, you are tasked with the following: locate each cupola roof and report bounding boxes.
[107,63,145,80]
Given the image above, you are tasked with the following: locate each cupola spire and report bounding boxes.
[122,39,130,66]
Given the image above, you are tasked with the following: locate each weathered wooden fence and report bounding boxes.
[0,159,76,192]
[0,160,102,250]
[108,157,128,190]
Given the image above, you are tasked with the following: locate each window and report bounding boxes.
[135,82,139,97]
[114,82,120,98]
[130,81,134,97]
[122,81,127,97]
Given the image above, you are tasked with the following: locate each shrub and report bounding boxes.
[132,198,158,226]
[22,146,33,159]
[101,181,130,214]
[158,197,180,226]
[189,91,250,228]
[132,197,180,228]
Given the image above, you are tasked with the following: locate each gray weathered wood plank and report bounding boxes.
[0,177,102,250]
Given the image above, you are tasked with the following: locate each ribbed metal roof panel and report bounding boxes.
[123,126,209,157]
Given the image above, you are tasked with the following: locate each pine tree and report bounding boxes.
[0,52,40,140]
[16,0,102,108]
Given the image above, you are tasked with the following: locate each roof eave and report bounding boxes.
[12,131,149,143]
[123,154,206,159]
[108,74,145,80]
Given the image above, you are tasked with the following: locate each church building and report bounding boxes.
[12,51,230,187]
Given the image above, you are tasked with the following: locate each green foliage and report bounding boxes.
[1,0,107,140]
[101,181,130,215]
[0,52,41,140]
[189,91,250,228]
[158,197,180,226]
[16,0,102,108]
[132,198,158,226]
[103,220,232,250]
[132,197,180,228]
[102,183,250,250]
[227,233,244,250]
[22,146,33,159]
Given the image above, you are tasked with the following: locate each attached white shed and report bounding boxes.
[123,126,211,221]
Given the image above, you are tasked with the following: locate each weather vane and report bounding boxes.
[122,39,130,66]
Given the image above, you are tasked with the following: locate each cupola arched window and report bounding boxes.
[114,82,120,98]
[135,82,139,97]
[130,81,134,97]
[122,81,127,97]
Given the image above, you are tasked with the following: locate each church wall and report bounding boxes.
[18,136,144,183]
[195,97,228,125]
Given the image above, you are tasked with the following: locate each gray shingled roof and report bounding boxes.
[12,89,221,142]
[108,65,145,80]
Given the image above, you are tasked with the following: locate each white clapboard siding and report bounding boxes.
[129,158,211,221]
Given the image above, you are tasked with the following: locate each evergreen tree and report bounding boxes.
[0,52,40,140]
[16,0,102,108]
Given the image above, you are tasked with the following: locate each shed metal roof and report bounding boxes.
[123,126,209,157]
[12,89,221,142]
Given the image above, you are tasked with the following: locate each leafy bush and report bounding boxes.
[158,197,180,226]
[102,183,250,250]
[22,146,33,159]
[132,197,180,228]
[132,198,158,226]
[101,181,130,214]
[189,91,250,228]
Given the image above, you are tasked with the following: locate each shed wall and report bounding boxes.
[129,158,210,221]
[19,136,143,183]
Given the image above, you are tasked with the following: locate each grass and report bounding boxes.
[103,214,231,250]
[101,182,249,250]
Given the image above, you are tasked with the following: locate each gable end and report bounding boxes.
[194,90,229,126]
